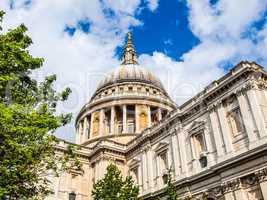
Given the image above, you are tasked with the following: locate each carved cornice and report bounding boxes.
[221,179,241,193]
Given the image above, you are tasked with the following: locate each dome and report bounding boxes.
[96,65,165,92]
[75,33,177,146]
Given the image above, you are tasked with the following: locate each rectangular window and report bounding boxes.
[159,152,168,172]
[131,167,139,184]
[227,107,243,137]
[193,133,207,155]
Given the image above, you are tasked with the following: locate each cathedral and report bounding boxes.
[48,33,267,200]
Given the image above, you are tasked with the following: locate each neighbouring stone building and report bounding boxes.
[48,33,267,200]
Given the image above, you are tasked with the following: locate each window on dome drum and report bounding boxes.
[161,109,168,118]
[112,89,115,93]
[104,109,111,134]
[128,86,133,91]
[127,105,135,133]
[151,106,159,124]
[115,106,123,134]
[119,87,124,92]
[146,88,149,93]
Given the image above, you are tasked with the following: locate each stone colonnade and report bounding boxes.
[77,104,166,144]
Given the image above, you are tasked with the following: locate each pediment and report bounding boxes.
[154,140,169,153]
[188,120,205,135]
[128,157,140,167]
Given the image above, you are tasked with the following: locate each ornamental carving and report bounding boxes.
[222,179,241,193]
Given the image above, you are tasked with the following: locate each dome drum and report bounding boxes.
[76,101,170,145]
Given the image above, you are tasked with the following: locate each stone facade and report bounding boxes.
[47,34,267,200]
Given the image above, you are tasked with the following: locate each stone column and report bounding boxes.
[138,165,142,194]
[171,131,180,177]
[153,155,158,188]
[123,105,127,133]
[156,155,162,186]
[189,137,198,172]
[90,112,94,138]
[178,130,188,175]
[234,189,248,200]
[142,150,148,191]
[148,106,151,127]
[78,122,83,144]
[75,125,80,144]
[260,181,267,199]
[237,91,258,143]
[110,106,115,135]
[203,127,216,166]
[83,117,88,143]
[135,105,140,133]
[246,88,266,138]
[185,132,194,174]
[209,107,226,157]
[100,109,105,136]
[224,192,235,200]
[147,148,154,191]
[217,103,233,153]
[158,108,162,121]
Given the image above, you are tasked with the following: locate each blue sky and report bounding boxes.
[1,0,267,141]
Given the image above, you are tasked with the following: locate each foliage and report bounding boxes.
[92,163,140,200]
[0,11,81,199]
[164,169,178,200]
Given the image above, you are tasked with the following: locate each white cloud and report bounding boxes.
[0,0,157,141]
[145,0,159,12]
[1,0,267,142]
[140,0,267,106]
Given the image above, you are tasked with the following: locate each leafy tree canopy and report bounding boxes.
[92,163,140,200]
[0,11,81,200]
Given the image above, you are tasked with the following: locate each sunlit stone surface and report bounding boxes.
[47,34,267,200]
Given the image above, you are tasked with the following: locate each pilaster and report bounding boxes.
[148,106,151,127]
[236,91,258,143]
[123,105,127,133]
[177,130,188,175]
[209,107,226,157]
[171,130,180,177]
[158,108,162,121]
[217,103,233,154]
[99,109,105,136]
[260,181,267,199]
[135,105,140,133]
[147,148,154,191]
[246,88,266,138]
[110,106,115,135]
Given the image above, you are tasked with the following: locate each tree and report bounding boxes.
[0,11,81,199]
[164,169,178,200]
[92,163,140,200]
[163,169,192,200]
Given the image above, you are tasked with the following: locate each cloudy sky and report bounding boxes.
[1,0,267,142]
